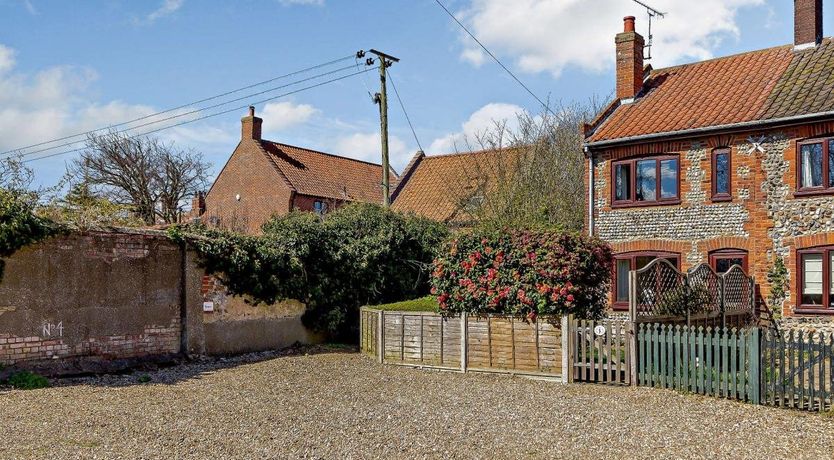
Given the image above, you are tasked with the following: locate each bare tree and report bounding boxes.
[70,131,211,225]
[448,98,605,231]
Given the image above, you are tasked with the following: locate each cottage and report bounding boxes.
[583,1,834,320]
[194,107,395,233]
[392,148,519,227]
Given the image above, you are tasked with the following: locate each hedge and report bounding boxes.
[430,229,612,319]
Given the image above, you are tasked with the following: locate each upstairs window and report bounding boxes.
[712,148,732,201]
[612,156,680,206]
[797,138,834,194]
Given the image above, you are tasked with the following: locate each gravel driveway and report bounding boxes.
[1,346,833,459]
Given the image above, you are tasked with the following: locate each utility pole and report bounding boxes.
[369,49,399,207]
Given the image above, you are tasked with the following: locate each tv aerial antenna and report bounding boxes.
[632,0,666,60]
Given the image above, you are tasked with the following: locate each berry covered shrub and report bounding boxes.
[430,229,612,319]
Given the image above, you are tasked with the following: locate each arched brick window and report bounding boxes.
[612,251,680,310]
[708,248,747,274]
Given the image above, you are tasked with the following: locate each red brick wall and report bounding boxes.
[204,139,294,234]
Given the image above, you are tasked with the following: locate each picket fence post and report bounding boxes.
[750,326,760,405]
[377,310,384,364]
[561,314,572,383]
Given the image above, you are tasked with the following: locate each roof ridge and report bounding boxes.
[424,146,518,160]
[648,42,797,75]
[262,139,388,169]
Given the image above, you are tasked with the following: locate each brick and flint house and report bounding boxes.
[193,106,396,233]
[583,1,834,319]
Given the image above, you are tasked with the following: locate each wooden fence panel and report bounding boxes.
[637,323,759,404]
[762,329,833,412]
[363,309,564,377]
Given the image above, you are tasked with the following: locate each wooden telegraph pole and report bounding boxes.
[369,49,399,207]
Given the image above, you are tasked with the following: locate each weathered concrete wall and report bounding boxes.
[0,231,204,375]
[199,275,322,355]
[0,230,322,375]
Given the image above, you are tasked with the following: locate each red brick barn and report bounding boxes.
[195,107,395,234]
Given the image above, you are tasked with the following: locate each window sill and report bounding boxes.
[793,189,834,198]
[611,199,681,209]
[611,303,629,311]
[711,195,732,203]
[794,307,834,315]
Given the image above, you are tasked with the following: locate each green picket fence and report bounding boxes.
[637,323,760,404]
[762,329,833,412]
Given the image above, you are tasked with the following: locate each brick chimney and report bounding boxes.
[616,16,645,102]
[190,191,205,219]
[241,106,262,140]
[795,0,823,50]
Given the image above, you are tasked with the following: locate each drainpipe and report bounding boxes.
[586,147,595,236]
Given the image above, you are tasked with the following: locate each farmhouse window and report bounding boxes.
[797,138,834,195]
[797,246,834,313]
[313,200,328,215]
[611,156,680,207]
[712,148,732,201]
[708,249,747,274]
[613,251,680,310]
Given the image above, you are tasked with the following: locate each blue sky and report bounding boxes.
[0,0,827,187]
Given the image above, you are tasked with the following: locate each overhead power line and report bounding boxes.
[9,63,362,159]
[433,0,554,115]
[386,69,424,153]
[25,67,376,163]
[1,53,357,157]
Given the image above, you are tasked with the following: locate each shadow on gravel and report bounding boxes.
[1,344,358,391]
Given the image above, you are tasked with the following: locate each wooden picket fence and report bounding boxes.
[637,323,760,404]
[569,317,631,385]
[762,329,834,412]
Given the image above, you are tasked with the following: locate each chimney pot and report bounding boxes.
[248,105,255,117]
[795,0,823,49]
[624,16,636,33]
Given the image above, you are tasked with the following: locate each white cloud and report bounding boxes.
[22,0,38,15]
[0,45,16,75]
[455,0,766,76]
[428,102,524,154]
[278,0,324,6]
[260,101,319,134]
[0,43,236,187]
[145,0,184,24]
[333,132,407,166]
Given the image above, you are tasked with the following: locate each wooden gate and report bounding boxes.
[762,329,833,412]
[569,317,631,385]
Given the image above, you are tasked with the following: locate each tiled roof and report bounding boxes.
[392,148,519,223]
[259,141,393,203]
[586,38,834,144]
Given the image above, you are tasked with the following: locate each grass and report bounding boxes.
[6,370,49,390]
[370,296,438,312]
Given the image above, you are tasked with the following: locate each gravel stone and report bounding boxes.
[1,346,833,459]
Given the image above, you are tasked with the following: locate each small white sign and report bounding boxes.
[594,325,607,337]
[202,301,214,313]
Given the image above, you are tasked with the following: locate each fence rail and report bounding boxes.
[637,323,760,404]
[762,329,833,412]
